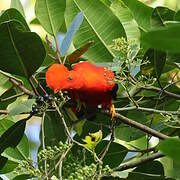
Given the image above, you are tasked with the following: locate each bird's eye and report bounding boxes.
[68,75,73,80]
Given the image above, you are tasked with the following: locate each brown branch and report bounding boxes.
[0,92,25,102]
[142,86,180,99]
[28,78,39,96]
[0,110,8,115]
[114,152,164,171]
[115,106,180,115]
[102,111,170,140]
[9,78,34,96]
[31,75,47,94]
[99,121,115,161]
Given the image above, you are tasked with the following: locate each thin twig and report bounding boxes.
[99,120,115,161]
[54,102,72,139]
[9,78,34,96]
[142,86,180,99]
[31,75,47,94]
[63,56,67,64]
[58,145,72,180]
[28,78,39,96]
[55,102,102,163]
[0,92,25,102]
[102,111,170,140]
[54,34,62,64]
[115,106,180,115]
[46,145,73,179]
[128,147,156,155]
[114,152,164,171]
[0,110,8,115]
[41,113,48,179]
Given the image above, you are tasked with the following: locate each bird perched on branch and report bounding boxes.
[46,61,117,119]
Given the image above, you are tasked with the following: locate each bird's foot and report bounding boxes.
[110,104,115,120]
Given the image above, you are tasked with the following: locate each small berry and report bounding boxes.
[36,96,44,104]
[31,105,39,115]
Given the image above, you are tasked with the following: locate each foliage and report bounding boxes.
[0,0,180,179]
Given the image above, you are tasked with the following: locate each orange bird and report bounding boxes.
[46,62,117,118]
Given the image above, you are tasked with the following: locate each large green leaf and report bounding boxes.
[0,119,28,157]
[151,7,175,28]
[35,0,66,35]
[43,111,67,146]
[110,0,140,60]
[141,24,180,53]
[126,172,174,180]
[0,72,12,96]
[10,0,25,18]
[0,118,29,171]
[0,160,17,173]
[0,20,46,78]
[8,99,35,116]
[115,111,147,141]
[96,140,128,168]
[157,138,180,163]
[110,0,140,43]
[122,0,153,31]
[0,8,29,31]
[0,155,8,170]
[133,161,164,175]
[65,0,126,62]
[143,49,166,78]
[174,10,180,21]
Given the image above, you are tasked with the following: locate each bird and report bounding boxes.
[46,61,117,119]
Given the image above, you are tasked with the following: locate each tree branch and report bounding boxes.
[0,92,25,102]
[114,152,164,171]
[9,78,34,96]
[142,86,180,99]
[0,110,8,115]
[115,106,180,115]
[102,111,170,140]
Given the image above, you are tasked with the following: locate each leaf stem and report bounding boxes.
[54,34,62,64]
[41,113,48,179]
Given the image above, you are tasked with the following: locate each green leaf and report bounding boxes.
[100,0,112,7]
[115,111,146,141]
[141,24,180,53]
[110,0,140,43]
[0,8,29,31]
[0,88,16,110]
[0,72,12,96]
[122,0,153,31]
[143,49,166,78]
[96,140,128,168]
[0,155,8,170]
[174,10,180,21]
[0,20,46,78]
[35,0,66,35]
[8,99,35,116]
[65,0,126,62]
[0,119,27,154]
[133,161,164,175]
[157,138,180,163]
[151,7,175,28]
[110,0,140,61]
[127,172,174,180]
[43,111,67,146]
[0,160,17,173]
[12,174,32,180]
[10,0,25,18]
